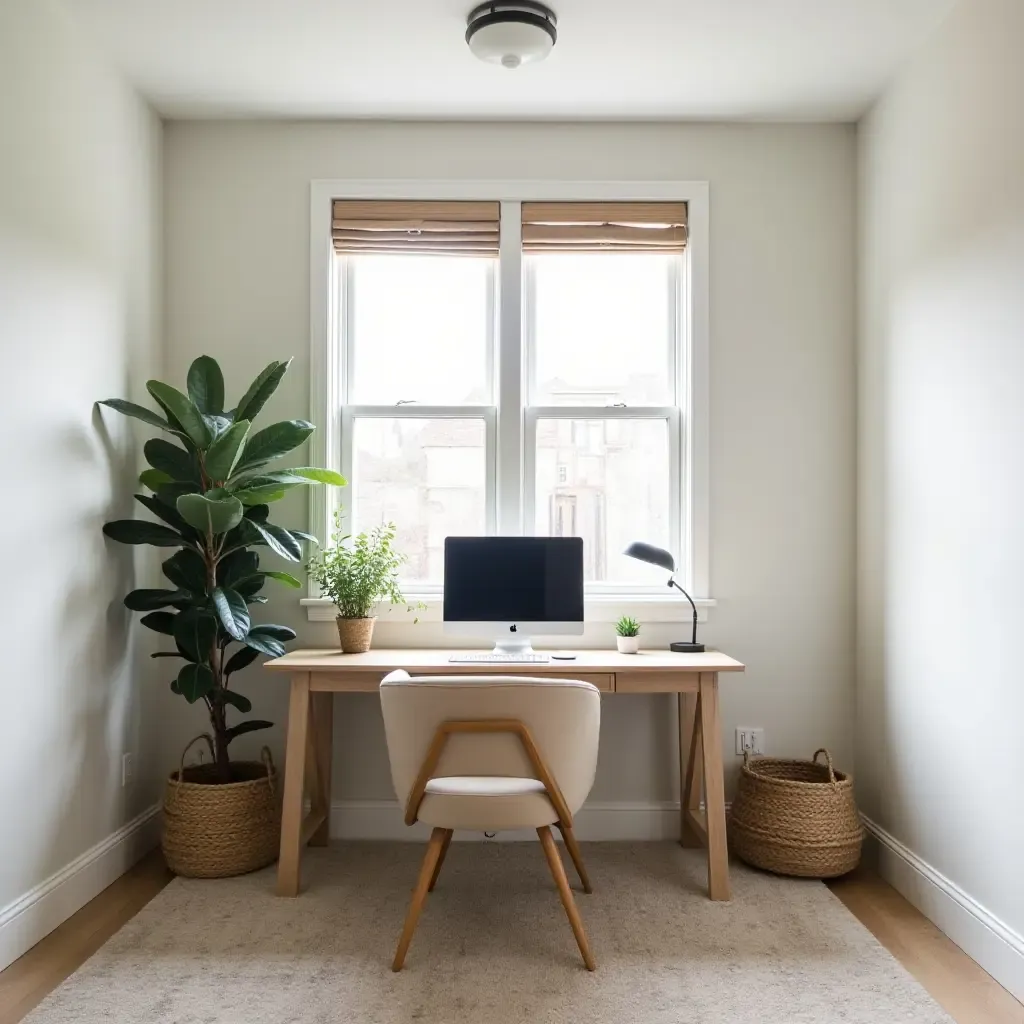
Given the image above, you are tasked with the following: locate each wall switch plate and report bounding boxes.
[122,752,134,787]
[735,728,765,756]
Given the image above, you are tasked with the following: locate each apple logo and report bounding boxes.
[509,624,517,633]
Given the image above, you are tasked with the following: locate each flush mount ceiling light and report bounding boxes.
[466,1,558,69]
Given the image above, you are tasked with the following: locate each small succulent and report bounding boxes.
[615,615,641,638]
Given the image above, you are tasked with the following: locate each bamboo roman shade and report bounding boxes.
[521,202,687,254]
[332,200,500,257]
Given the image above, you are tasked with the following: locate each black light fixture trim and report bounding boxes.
[465,1,558,47]
[623,541,705,654]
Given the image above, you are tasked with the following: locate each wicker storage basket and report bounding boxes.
[162,735,280,878]
[729,749,863,878]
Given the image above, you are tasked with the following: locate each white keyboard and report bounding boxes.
[449,652,550,664]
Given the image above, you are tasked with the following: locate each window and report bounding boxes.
[313,186,708,600]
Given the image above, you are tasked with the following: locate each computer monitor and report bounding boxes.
[443,536,584,654]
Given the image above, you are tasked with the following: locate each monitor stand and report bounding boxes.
[491,635,536,657]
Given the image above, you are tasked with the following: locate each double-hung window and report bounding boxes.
[312,186,708,606]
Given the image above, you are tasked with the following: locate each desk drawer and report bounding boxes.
[615,671,700,694]
[570,673,614,692]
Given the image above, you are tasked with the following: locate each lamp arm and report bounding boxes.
[668,578,699,645]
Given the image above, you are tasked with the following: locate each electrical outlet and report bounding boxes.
[122,752,134,787]
[734,728,765,756]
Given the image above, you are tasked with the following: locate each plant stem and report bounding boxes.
[203,529,231,783]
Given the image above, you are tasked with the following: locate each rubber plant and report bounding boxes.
[99,355,345,782]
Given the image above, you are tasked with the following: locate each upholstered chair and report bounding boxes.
[380,671,601,971]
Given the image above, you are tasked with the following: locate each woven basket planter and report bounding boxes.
[729,749,863,879]
[162,735,280,878]
[336,615,376,653]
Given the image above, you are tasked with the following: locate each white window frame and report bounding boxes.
[304,179,711,623]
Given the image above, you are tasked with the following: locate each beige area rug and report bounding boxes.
[26,843,952,1024]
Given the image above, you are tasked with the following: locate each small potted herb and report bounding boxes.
[307,509,412,653]
[615,615,641,654]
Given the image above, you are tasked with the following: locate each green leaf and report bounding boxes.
[124,589,190,611]
[252,521,303,561]
[162,548,207,593]
[233,420,314,472]
[248,623,297,642]
[244,504,270,522]
[139,469,172,491]
[176,493,244,536]
[282,467,347,486]
[102,520,185,547]
[204,420,251,483]
[233,359,291,423]
[155,481,202,507]
[289,530,319,546]
[140,611,176,635]
[186,356,225,415]
[98,399,179,436]
[212,586,250,640]
[173,608,217,663]
[170,678,181,694]
[146,381,212,447]
[233,574,266,599]
[224,645,261,676]
[144,438,200,483]
[133,493,196,537]
[261,570,302,589]
[225,720,274,744]
[202,414,232,440]
[242,633,286,658]
[233,487,289,506]
[176,663,214,703]
[152,651,185,659]
[221,689,252,713]
[217,549,258,587]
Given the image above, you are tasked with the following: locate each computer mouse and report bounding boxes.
[550,652,577,660]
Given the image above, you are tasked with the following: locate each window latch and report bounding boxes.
[608,402,627,408]
[395,399,417,406]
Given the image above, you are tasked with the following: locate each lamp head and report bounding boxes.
[623,541,676,574]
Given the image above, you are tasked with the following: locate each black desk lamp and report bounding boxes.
[624,541,704,653]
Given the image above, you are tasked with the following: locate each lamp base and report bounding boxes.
[670,641,705,653]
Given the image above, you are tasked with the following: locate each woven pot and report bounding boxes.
[162,735,280,878]
[729,749,863,879]
[336,615,376,653]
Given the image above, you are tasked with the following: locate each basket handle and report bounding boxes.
[813,748,839,789]
[260,746,276,796]
[170,733,216,796]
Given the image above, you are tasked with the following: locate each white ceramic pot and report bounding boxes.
[616,635,640,654]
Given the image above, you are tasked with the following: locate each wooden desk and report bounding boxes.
[264,648,745,901]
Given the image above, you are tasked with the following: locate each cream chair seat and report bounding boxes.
[380,670,601,971]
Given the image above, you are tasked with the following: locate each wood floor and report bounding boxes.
[1,850,1020,1024]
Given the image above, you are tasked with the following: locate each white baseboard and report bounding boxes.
[329,799,685,842]
[0,804,161,972]
[862,816,1024,1004]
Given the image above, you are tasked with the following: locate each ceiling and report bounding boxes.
[62,0,953,121]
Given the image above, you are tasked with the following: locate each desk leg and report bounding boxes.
[678,692,704,848]
[698,672,731,901]
[276,673,311,897]
[309,692,334,846]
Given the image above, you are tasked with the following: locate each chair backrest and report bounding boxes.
[380,672,601,818]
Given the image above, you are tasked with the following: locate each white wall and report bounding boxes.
[162,120,857,817]
[857,0,1024,996]
[0,0,162,967]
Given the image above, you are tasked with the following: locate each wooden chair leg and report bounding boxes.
[556,823,593,894]
[392,827,447,971]
[428,829,454,892]
[537,826,596,971]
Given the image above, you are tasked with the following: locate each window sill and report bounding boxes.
[300,594,715,624]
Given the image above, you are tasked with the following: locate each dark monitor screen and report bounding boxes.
[443,537,584,623]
